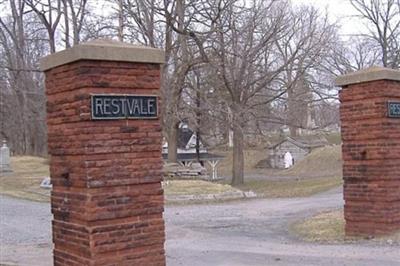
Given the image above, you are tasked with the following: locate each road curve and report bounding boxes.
[1,188,399,266]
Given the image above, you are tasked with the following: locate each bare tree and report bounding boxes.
[117,0,124,41]
[122,0,158,47]
[276,6,339,136]
[118,0,211,162]
[164,0,339,185]
[0,0,116,156]
[203,0,294,185]
[61,0,88,46]
[0,0,47,155]
[24,0,62,53]
[350,0,400,68]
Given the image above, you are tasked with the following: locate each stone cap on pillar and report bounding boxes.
[40,39,165,71]
[335,66,400,87]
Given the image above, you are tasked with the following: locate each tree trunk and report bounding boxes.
[289,125,298,137]
[195,88,201,162]
[228,129,233,147]
[63,0,71,48]
[117,0,124,42]
[195,130,200,162]
[167,121,179,162]
[49,31,56,53]
[231,126,244,186]
[287,86,298,137]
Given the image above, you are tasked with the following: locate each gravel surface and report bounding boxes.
[0,196,51,245]
[1,188,399,266]
[165,187,399,266]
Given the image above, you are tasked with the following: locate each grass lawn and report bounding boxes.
[291,209,400,244]
[1,156,242,202]
[290,210,345,243]
[2,151,343,202]
[163,180,241,195]
[0,156,50,202]
[235,176,342,198]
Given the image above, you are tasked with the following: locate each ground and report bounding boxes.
[0,156,50,202]
[3,145,398,265]
[1,147,343,202]
[291,209,400,244]
[218,145,343,198]
[235,176,342,198]
[163,180,239,196]
[1,188,399,266]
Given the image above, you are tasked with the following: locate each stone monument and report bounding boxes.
[0,140,12,173]
[336,66,400,237]
[40,40,166,265]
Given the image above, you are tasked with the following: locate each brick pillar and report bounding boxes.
[40,40,166,265]
[336,66,400,237]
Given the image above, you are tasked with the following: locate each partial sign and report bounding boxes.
[388,101,400,118]
[91,94,158,120]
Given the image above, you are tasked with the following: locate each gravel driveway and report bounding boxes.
[1,188,399,266]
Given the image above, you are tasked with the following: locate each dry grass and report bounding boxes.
[282,145,343,178]
[291,210,345,243]
[163,180,240,196]
[210,148,268,176]
[213,145,343,198]
[212,144,343,179]
[1,157,240,201]
[3,146,344,202]
[236,176,342,198]
[323,132,342,145]
[0,156,50,202]
[291,209,400,244]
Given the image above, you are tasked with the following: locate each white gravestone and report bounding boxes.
[40,177,52,189]
[0,140,12,172]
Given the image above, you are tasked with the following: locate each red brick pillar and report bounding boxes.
[40,40,166,265]
[336,66,400,237]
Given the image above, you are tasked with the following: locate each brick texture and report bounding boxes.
[339,80,400,236]
[44,60,165,265]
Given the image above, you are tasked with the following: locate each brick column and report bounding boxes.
[336,66,400,237]
[40,40,165,265]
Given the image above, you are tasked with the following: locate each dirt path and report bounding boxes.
[1,188,399,266]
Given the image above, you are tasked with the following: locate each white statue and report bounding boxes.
[284,151,293,169]
[0,140,12,173]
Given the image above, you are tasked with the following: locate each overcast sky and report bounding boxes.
[95,0,367,38]
[293,0,367,36]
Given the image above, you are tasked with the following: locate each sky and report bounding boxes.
[293,0,368,36]
[94,0,368,37]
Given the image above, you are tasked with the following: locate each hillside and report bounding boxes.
[282,145,343,178]
[211,148,268,176]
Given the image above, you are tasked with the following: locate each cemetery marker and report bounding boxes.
[336,66,400,237]
[91,94,158,120]
[388,101,400,118]
[0,140,12,173]
[40,39,166,266]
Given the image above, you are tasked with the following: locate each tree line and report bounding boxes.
[0,0,399,185]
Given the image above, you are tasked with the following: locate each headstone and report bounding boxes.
[40,177,52,189]
[336,66,400,237]
[0,140,12,173]
[40,40,166,265]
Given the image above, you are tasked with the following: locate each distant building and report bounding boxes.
[162,123,207,155]
[268,136,327,169]
[162,123,224,180]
